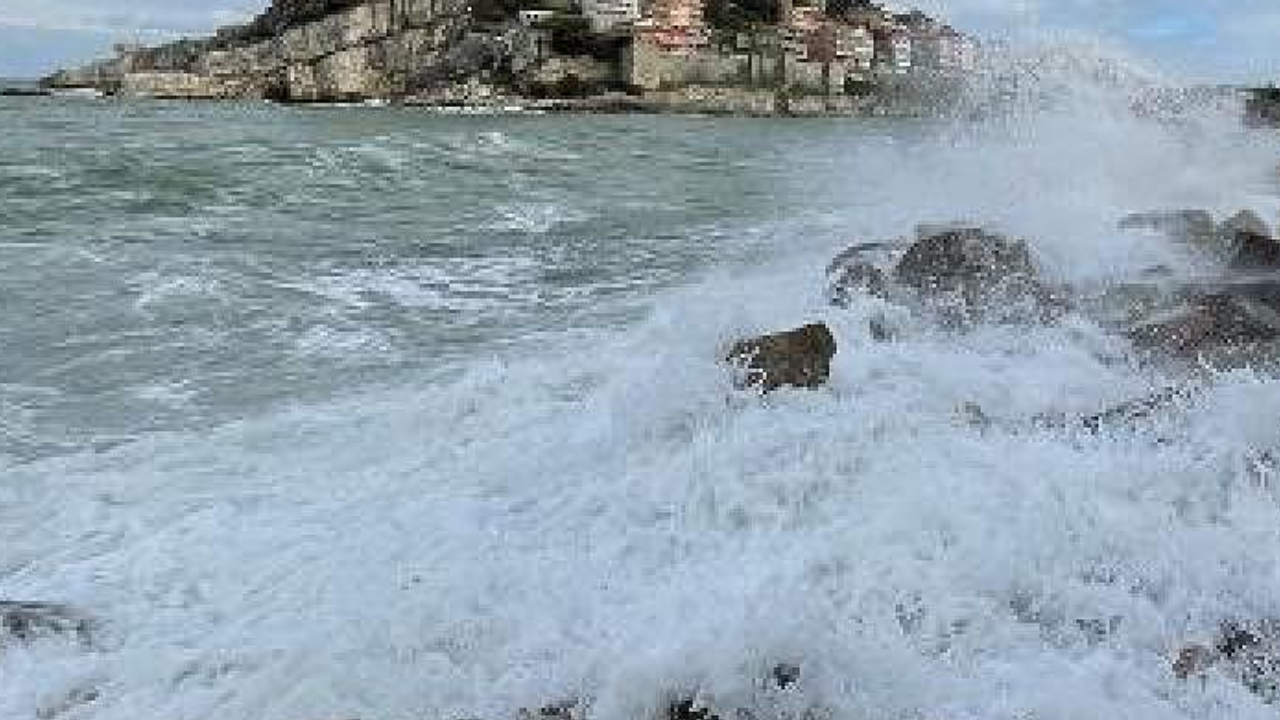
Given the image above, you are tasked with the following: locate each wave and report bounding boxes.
[4,40,1280,720]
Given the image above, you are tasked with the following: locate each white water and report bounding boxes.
[5,48,1280,720]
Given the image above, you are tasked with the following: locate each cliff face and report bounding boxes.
[44,0,473,102]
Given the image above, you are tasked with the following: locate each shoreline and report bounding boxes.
[6,86,937,120]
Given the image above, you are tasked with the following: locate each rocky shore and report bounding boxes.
[11,204,1280,719]
[36,0,969,117]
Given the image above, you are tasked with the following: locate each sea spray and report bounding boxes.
[3,41,1280,720]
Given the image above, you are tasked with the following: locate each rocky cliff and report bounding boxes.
[44,0,474,101]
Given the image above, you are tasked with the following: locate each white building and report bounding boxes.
[582,0,640,31]
[518,9,556,25]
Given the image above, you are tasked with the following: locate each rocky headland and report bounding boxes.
[42,0,475,103]
[37,0,976,116]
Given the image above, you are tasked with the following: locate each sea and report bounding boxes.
[4,46,1280,720]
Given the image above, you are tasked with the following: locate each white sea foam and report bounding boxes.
[4,43,1280,720]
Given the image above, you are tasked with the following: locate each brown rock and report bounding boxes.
[727,324,838,393]
[894,227,1047,324]
[1127,294,1280,356]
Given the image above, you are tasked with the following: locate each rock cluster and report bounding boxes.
[1117,208,1280,363]
[827,225,1061,327]
[0,601,93,648]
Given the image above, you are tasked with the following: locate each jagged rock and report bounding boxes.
[770,663,801,689]
[1119,209,1217,245]
[1081,387,1190,433]
[893,227,1049,323]
[1174,621,1280,702]
[826,241,893,275]
[668,699,719,720]
[1127,294,1280,357]
[829,261,888,306]
[0,602,93,647]
[1223,209,1272,239]
[727,324,837,393]
[1232,230,1280,270]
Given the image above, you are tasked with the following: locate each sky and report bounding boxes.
[0,0,1278,82]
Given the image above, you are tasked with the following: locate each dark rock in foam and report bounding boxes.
[727,324,837,393]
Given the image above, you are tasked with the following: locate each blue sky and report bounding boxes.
[1,0,1278,81]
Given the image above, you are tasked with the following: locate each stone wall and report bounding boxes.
[626,43,749,91]
[532,55,619,86]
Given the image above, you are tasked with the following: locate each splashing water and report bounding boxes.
[3,41,1280,720]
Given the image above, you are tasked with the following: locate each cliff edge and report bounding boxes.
[43,0,474,102]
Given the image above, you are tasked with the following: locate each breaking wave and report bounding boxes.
[4,40,1280,720]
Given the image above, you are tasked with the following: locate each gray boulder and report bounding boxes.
[1127,293,1280,357]
[1,601,92,647]
[1232,230,1280,270]
[727,324,838,393]
[893,227,1051,324]
[1223,209,1272,239]
[829,261,888,307]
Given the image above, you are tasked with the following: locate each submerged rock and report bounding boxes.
[893,227,1050,324]
[727,324,837,393]
[0,602,93,647]
[829,261,888,306]
[1127,294,1280,357]
[1081,387,1191,433]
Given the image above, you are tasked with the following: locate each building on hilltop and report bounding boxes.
[833,24,874,75]
[633,0,709,53]
[872,23,911,74]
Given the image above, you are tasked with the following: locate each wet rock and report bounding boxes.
[1174,621,1280,701]
[36,685,101,720]
[826,241,894,276]
[1081,387,1191,433]
[727,324,837,393]
[519,701,579,720]
[893,227,1048,324]
[0,602,92,647]
[868,316,895,342]
[1222,209,1272,239]
[1232,230,1280,270]
[668,699,720,720]
[1084,283,1171,327]
[1127,294,1280,357]
[1119,209,1217,245]
[829,261,888,306]
[770,662,801,689]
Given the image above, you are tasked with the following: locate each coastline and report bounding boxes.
[5,84,941,119]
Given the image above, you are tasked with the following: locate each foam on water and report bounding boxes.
[5,44,1280,720]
